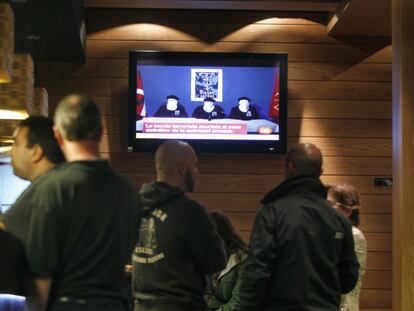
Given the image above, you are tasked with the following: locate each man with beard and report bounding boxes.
[132,140,226,311]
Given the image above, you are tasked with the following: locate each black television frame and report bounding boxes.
[128,51,288,154]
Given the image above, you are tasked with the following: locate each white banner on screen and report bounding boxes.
[136,133,279,140]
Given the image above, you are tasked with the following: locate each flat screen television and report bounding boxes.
[128,51,287,154]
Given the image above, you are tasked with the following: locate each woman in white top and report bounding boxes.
[328,184,367,311]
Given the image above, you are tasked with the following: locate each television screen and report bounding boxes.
[128,51,287,154]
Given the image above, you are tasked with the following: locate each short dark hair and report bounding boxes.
[328,184,361,227]
[286,143,322,178]
[18,116,65,164]
[166,95,179,100]
[238,96,251,102]
[204,97,215,103]
[54,94,102,141]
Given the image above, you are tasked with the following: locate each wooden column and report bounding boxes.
[393,0,414,310]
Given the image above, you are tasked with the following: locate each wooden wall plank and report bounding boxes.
[367,252,392,271]
[288,100,391,120]
[109,155,392,176]
[86,40,391,63]
[361,270,392,290]
[360,290,392,308]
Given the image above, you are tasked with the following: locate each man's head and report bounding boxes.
[155,140,198,192]
[10,116,64,181]
[285,143,323,179]
[238,97,250,113]
[54,94,102,143]
[203,97,216,113]
[166,95,179,111]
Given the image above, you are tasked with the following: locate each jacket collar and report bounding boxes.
[261,175,327,205]
[218,253,246,280]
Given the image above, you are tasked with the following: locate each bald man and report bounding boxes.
[239,143,359,311]
[132,140,226,311]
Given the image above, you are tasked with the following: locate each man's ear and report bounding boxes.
[287,162,295,175]
[31,144,44,163]
[54,126,64,146]
[177,162,186,177]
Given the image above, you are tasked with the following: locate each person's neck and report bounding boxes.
[29,160,56,182]
[157,176,185,192]
[62,140,100,162]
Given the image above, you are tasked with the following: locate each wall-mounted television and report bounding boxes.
[128,51,287,154]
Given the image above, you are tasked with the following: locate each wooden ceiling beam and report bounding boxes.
[328,0,391,36]
[85,0,341,12]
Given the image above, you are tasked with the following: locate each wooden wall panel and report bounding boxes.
[86,40,391,63]
[108,155,392,175]
[37,9,392,310]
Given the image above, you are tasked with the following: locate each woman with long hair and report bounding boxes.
[328,184,367,311]
[206,211,249,311]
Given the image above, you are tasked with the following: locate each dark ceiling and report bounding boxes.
[2,0,86,63]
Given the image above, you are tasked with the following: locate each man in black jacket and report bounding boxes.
[239,143,359,311]
[132,140,226,311]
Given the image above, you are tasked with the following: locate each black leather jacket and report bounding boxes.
[239,175,359,311]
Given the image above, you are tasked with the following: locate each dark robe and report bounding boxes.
[154,104,188,118]
[192,105,225,120]
[229,106,260,120]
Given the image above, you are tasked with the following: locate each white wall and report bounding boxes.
[0,157,29,214]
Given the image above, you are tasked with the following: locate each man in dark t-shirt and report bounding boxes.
[10,95,140,311]
[132,140,226,311]
[1,116,64,297]
[3,116,65,242]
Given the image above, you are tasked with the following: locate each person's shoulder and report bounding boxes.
[179,194,203,208]
[176,195,207,215]
[352,226,366,241]
[34,163,70,189]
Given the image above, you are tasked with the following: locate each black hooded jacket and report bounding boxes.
[239,175,359,311]
[132,182,226,310]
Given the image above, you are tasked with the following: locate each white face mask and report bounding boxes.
[166,99,178,111]
[203,101,215,113]
[238,99,250,113]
